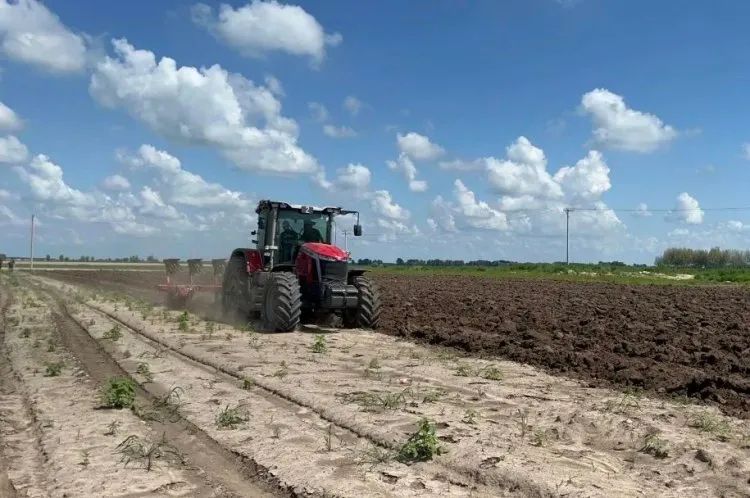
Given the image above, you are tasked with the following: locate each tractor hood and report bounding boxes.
[300,243,349,262]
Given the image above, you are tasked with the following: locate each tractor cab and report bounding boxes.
[252,200,361,268]
[222,200,379,332]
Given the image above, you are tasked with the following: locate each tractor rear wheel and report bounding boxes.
[343,276,382,329]
[262,272,301,332]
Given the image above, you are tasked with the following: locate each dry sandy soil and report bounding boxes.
[0,272,748,497]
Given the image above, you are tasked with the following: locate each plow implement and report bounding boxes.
[157,258,225,307]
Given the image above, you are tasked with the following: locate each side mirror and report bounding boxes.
[251,239,258,244]
[353,224,362,236]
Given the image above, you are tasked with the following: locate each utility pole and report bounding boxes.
[564,208,570,265]
[341,230,349,253]
[30,214,35,271]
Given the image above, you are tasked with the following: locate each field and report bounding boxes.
[0,267,749,497]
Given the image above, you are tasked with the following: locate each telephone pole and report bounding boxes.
[564,208,570,265]
[30,214,35,271]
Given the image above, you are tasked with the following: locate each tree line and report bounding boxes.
[655,247,750,267]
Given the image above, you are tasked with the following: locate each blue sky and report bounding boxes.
[2,0,750,263]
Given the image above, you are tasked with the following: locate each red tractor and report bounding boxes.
[221,200,382,332]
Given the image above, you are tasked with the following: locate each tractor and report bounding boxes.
[221,200,382,332]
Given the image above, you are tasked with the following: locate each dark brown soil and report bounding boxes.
[42,270,750,418]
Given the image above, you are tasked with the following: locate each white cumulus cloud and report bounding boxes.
[396,132,445,161]
[581,88,677,153]
[102,174,131,191]
[387,154,428,192]
[429,180,508,232]
[0,0,87,73]
[0,135,28,164]
[486,136,562,199]
[553,150,611,200]
[191,1,341,64]
[333,163,371,191]
[323,124,357,139]
[369,190,409,221]
[668,192,704,225]
[0,100,22,131]
[90,39,318,176]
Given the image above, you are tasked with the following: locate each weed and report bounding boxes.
[272,361,288,379]
[21,328,31,338]
[242,377,255,390]
[311,334,327,354]
[46,338,56,352]
[32,338,41,348]
[247,330,261,350]
[368,357,381,370]
[604,391,641,414]
[152,387,184,422]
[359,445,394,468]
[343,390,408,412]
[516,409,530,439]
[640,433,669,458]
[115,433,184,471]
[100,377,136,409]
[462,408,479,425]
[103,324,122,341]
[323,424,335,452]
[136,362,154,383]
[421,389,446,404]
[454,364,473,377]
[531,428,550,447]
[690,412,732,441]
[478,365,503,381]
[104,420,121,436]
[177,312,189,332]
[397,419,444,463]
[215,404,249,429]
[78,449,90,468]
[44,361,64,377]
[204,321,215,335]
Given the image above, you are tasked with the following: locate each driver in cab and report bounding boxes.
[301,219,324,243]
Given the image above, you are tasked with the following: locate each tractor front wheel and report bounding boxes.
[262,273,302,332]
[343,276,382,329]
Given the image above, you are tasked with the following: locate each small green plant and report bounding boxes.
[272,361,288,379]
[640,433,669,458]
[368,357,381,370]
[323,424,335,452]
[242,377,255,390]
[103,324,122,341]
[78,449,90,467]
[46,338,56,352]
[531,428,550,447]
[311,334,327,353]
[478,365,503,381]
[421,389,446,404]
[44,361,64,377]
[215,404,249,429]
[359,444,394,467]
[136,362,154,383]
[177,312,189,332]
[516,408,529,439]
[690,412,731,441]
[462,408,479,425]
[454,364,473,377]
[100,377,136,409]
[21,328,31,338]
[104,420,121,436]
[397,419,444,463]
[115,433,184,471]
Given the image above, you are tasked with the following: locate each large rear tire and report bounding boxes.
[262,273,301,332]
[343,276,382,329]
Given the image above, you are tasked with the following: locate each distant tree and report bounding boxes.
[59,254,64,261]
[45,254,51,261]
[146,255,157,263]
[396,258,404,265]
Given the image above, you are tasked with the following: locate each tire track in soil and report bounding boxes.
[0,288,19,498]
[30,282,283,498]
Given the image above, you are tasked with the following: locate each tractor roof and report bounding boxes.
[256,199,356,215]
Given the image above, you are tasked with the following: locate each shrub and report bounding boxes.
[397,419,444,463]
[100,377,136,409]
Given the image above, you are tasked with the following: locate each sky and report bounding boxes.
[2,0,750,264]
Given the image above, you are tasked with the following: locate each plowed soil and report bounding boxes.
[43,270,750,418]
